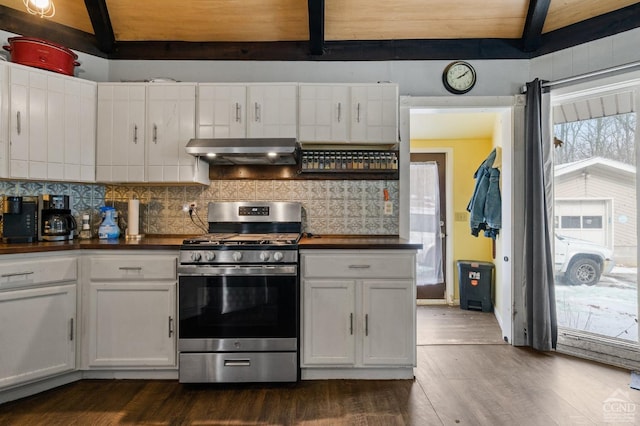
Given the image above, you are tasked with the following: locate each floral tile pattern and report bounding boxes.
[1,177,399,237]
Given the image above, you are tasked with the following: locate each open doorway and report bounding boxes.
[399,96,515,342]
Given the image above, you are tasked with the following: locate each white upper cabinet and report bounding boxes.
[349,84,398,143]
[8,64,97,181]
[298,83,398,144]
[246,84,297,138]
[64,79,97,182]
[97,82,208,184]
[96,83,146,182]
[0,62,7,178]
[298,84,349,143]
[197,83,297,139]
[146,83,207,183]
[197,84,247,138]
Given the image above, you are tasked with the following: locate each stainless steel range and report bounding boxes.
[177,201,302,383]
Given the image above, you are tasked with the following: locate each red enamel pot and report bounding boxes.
[3,36,80,76]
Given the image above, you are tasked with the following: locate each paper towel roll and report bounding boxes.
[128,198,140,236]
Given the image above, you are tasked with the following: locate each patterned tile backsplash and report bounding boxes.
[0,179,399,236]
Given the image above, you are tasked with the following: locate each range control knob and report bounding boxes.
[190,251,202,262]
[232,251,243,262]
[259,251,271,261]
[273,252,284,262]
[204,251,216,261]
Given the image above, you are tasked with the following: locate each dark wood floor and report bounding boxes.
[1,306,638,425]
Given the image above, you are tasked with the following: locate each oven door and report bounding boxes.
[178,265,298,353]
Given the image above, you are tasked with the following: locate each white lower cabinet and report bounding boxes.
[0,255,77,389]
[84,253,177,368]
[300,250,416,379]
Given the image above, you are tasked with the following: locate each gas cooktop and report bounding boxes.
[182,232,301,246]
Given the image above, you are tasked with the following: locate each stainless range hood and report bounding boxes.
[185,138,299,165]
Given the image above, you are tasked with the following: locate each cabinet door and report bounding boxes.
[64,79,96,182]
[147,83,196,183]
[247,84,297,138]
[96,84,146,182]
[197,84,246,138]
[8,68,29,178]
[46,74,65,180]
[0,284,76,389]
[0,62,7,178]
[350,84,398,143]
[299,84,349,142]
[88,282,176,367]
[302,279,356,366]
[9,67,49,179]
[361,280,414,365]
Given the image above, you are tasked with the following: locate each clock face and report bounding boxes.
[443,61,476,94]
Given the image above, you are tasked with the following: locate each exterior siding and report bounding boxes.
[555,170,636,265]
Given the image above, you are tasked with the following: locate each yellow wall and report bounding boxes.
[411,138,494,299]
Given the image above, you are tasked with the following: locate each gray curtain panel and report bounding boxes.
[522,79,558,350]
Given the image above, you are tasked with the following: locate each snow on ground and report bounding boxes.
[555,266,638,341]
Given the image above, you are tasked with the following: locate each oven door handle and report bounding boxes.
[224,359,251,367]
[178,265,297,276]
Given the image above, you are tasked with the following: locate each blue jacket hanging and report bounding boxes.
[467,148,502,239]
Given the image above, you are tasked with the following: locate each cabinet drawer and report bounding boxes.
[0,257,77,290]
[90,255,177,281]
[302,253,414,279]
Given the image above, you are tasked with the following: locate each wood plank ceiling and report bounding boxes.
[0,0,639,60]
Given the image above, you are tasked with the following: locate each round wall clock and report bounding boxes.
[442,61,477,94]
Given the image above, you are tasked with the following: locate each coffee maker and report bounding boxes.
[1,196,38,243]
[38,195,77,241]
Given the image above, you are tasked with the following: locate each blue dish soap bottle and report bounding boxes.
[98,206,120,239]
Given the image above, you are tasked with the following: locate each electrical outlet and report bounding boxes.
[183,202,198,213]
[384,201,393,215]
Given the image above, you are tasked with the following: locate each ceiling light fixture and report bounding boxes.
[23,0,55,18]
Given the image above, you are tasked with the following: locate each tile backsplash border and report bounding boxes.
[0,179,399,236]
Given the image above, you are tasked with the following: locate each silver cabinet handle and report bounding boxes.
[1,271,34,278]
[168,316,174,337]
[348,265,371,269]
[16,111,21,135]
[153,124,158,143]
[69,318,74,341]
[356,103,361,123]
[337,102,342,122]
[118,266,142,271]
[224,359,251,367]
[254,102,260,122]
[350,313,353,335]
[365,314,369,336]
[235,103,241,122]
[134,124,138,143]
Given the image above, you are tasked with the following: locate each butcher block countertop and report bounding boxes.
[0,235,421,255]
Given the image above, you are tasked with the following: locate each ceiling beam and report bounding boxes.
[84,0,115,53]
[307,0,325,55]
[521,0,550,52]
[535,2,640,56]
[107,38,528,60]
